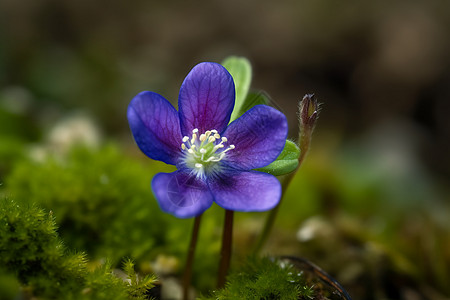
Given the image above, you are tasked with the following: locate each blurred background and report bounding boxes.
[1,0,449,299]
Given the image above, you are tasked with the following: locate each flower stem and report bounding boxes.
[253,142,308,255]
[253,94,318,254]
[182,214,202,300]
[217,209,234,288]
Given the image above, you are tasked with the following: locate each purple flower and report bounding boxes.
[127,62,288,218]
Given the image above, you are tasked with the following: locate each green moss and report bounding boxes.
[0,198,157,300]
[0,136,27,178]
[123,258,157,299]
[0,268,20,300]
[201,256,314,300]
[5,144,168,263]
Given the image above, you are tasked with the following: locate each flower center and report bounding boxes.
[181,128,235,179]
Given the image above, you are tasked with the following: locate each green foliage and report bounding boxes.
[257,140,300,176]
[0,136,27,178]
[5,144,168,263]
[82,262,128,300]
[222,56,252,122]
[0,105,40,178]
[0,268,20,300]
[0,108,40,141]
[123,258,157,299]
[0,198,118,299]
[0,198,83,297]
[201,256,314,300]
[0,198,158,300]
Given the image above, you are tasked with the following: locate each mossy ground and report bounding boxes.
[0,140,449,299]
[0,198,156,300]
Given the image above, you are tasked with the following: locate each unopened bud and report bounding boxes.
[299,94,319,131]
[297,94,320,162]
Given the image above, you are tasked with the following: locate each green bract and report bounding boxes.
[256,140,300,175]
[222,56,252,122]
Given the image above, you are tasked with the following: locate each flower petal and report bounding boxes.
[209,171,281,212]
[128,91,182,165]
[221,105,288,170]
[152,171,214,218]
[178,62,235,136]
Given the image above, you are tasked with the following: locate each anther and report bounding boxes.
[182,136,189,143]
[181,144,186,150]
[195,163,203,168]
[204,131,212,140]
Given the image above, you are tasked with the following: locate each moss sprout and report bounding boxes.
[200,256,314,300]
[123,258,158,299]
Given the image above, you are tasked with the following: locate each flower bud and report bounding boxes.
[299,93,319,132]
[297,94,320,159]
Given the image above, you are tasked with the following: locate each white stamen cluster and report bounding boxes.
[181,128,235,178]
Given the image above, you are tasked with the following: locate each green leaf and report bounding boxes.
[235,90,270,119]
[256,140,300,176]
[222,56,252,122]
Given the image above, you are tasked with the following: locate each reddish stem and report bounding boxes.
[217,209,234,288]
[182,214,202,300]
